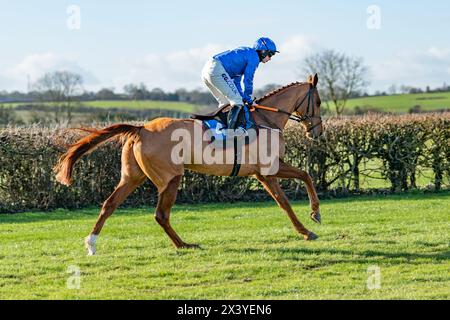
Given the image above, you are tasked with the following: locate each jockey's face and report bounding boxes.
[262,55,271,63]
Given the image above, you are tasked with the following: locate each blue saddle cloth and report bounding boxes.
[202,107,256,143]
[203,119,227,142]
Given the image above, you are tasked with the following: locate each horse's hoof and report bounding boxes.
[305,232,319,241]
[85,235,97,256]
[85,243,96,256]
[310,211,321,224]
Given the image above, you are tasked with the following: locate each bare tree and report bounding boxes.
[388,84,397,95]
[96,88,117,100]
[301,50,369,115]
[123,83,149,100]
[34,71,83,123]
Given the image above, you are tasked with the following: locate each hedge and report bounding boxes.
[1,113,449,213]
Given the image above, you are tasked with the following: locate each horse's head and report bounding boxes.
[295,74,323,140]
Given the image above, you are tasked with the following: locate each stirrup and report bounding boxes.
[233,126,248,136]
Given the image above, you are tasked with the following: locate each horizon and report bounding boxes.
[1,1,449,94]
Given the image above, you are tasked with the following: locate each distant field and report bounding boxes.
[342,92,450,113]
[83,100,197,112]
[3,91,450,115]
[1,100,198,113]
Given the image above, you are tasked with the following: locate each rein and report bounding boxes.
[250,86,322,132]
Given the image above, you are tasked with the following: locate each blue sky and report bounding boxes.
[1,0,449,93]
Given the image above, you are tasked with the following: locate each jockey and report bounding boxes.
[202,37,279,132]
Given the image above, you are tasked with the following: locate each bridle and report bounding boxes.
[250,85,322,133]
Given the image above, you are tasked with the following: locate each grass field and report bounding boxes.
[1,100,198,113]
[82,100,197,112]
[3,91,450,116]
[342,91,450,113]
[0,192,449,300]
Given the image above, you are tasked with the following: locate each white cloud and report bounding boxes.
[112,35,317,92]
[9,38,447,96]
[0,36,318,93]
[370,46,450,91]
[278,35,315,63]
[4,53,98,91]
[112,44,228,91]
[111,40,449,94]
[427,47,450,60]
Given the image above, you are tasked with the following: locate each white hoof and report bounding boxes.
[86,244,96,256]
[85,234,98,256]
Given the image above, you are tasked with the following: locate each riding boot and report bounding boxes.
[227,104,244,130]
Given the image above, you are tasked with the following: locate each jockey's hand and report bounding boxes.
[249,102,259,111]
[245,102,258,111]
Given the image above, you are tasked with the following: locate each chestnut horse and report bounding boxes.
[54,74,323,255]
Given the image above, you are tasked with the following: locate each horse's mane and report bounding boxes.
[219,81,307,109]
[255,81,306,103]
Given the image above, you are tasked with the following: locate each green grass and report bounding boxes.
[342,92,450,113]
[0,193,449,300]
[82,100,197,112]
[4,91,450,115]
[1,100,197,113]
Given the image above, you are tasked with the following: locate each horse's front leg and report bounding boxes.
[272,161,321,224]
[255,174,318,240]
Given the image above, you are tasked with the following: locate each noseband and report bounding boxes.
[290,86,322,132]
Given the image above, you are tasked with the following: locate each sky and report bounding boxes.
[1,0,450,93]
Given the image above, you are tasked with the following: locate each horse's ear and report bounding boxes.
[313,73,319,87]
[307,74,314,84]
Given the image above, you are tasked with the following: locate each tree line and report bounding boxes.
[0,76,283,109]
[1,49,449,117]
[0,79,218,106]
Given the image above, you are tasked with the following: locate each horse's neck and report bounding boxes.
[255,87,301,130]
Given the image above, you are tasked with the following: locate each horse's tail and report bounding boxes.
[54,124,142,186]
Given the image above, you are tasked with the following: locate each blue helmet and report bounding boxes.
[253,37,279,55]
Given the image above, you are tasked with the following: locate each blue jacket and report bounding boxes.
[213,47,260,104]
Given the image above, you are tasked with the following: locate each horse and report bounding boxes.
[54,74,323,255]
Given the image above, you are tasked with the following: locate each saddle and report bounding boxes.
[191,105,257,131]
[190,104,230,124]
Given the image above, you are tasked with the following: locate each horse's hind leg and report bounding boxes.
[85,141,146,255]
[154,175,199,249]
[256,174,318,241]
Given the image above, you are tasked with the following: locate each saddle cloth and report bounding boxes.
[200,107,258,147]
